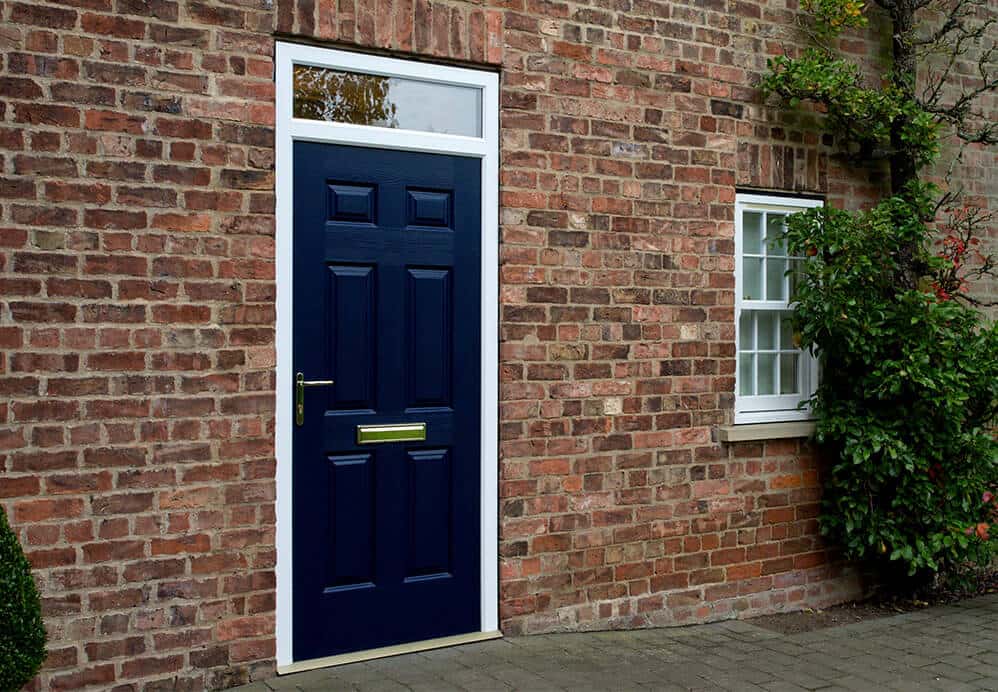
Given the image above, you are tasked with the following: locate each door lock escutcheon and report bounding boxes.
[295,372,334,426]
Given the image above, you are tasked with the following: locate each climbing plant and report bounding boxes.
[761,0,998,578]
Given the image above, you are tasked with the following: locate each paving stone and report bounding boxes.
[237,595,998,692]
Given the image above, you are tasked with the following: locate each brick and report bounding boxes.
[151,534,211,555]
[81,12,147,38]
[9,301,76,322]
[0,476,41,498]
[8,53,79,79]
[85,448,147,469]
[84,209,147,229]
[49,665,116,690]
[14,155,78,177]
[84,636,146,661]
[0,76,43,99]
[84,110,148,133]
[88,588,143,612]
[14,498,85,522]
[10,3,78,28]
[10,450,78,472]
[87,352,146,370]
[45,181,112,203]
[50,82,117,106]
[83,61,146,85]
[83,540,145,562]
[14,103,80,127]
[122,558,186,582]
[117,0,179,21]
[47,278,113,298]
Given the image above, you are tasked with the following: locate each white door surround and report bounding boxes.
[273,41,500,670]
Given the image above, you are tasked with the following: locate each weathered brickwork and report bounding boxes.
[0,1,279,689]
[0,0,994,688]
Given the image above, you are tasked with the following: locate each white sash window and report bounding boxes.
[735,193,822,424]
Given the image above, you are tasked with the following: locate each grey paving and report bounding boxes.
[242,594,998,691]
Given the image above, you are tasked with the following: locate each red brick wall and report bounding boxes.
[0,0,994,688]
[1,1,279,689]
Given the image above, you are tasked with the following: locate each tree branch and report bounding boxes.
[920,38,998,135]
[912,0,989,47]
[955,121,998,144]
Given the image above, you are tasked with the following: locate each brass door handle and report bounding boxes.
[295,372,334,426]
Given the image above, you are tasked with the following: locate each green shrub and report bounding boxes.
[784,189,998,578]
[0,506,46,691]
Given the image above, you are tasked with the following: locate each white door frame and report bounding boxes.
[274,41,500,669]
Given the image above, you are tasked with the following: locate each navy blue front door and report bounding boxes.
[292,142,482,661]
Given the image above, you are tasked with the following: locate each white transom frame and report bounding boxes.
[274,41,500,668]
[734,193,823,425]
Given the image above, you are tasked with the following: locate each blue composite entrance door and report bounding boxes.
[291,142,482,661]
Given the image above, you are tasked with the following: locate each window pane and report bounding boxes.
[739,354,755,395]
[780,353,799,394]
[757,354,776,395]
[779,314,795,350]
[293,65,483,137]
[743,212,763,254]
[789,258,803,299]
[766,214,786,256]
[766,258,787,301]
[757,312,777,350]
[739,311,754,350]
[743,258,763,300]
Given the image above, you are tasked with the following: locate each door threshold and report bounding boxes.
[278,630,503,675]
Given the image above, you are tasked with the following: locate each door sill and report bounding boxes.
[279,630,503,674]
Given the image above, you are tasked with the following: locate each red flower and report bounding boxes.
[983,491,994,504]
[976,522,990,541]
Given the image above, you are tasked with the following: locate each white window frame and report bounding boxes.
[274,42,500,670]
[734,193,822,424]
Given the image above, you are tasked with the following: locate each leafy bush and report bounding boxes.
[784,189,998,577]
[0,506,46,691]
[761,0,998,585]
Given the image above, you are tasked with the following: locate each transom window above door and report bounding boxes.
[734,193,823,424]
[292,65,483,137]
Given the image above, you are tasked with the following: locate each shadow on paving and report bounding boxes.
[235,594,998,691]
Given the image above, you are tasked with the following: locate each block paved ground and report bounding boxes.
[238,594,998,691]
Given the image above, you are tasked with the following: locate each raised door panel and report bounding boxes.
[406,449,452,580]
[325,453,375,590]
[327,265,376,410]
[406,268,452,409]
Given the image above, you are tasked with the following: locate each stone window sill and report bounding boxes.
[718,421,816,443]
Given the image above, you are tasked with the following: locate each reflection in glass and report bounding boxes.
[766,257,787,301]
[780,314,794,349]
[743,258,763,300]
[293,65,483,137]
[743,212,763,254]
[757,312,777,350]
[780,353,799,394]
[789,258,803,299]
[739,354,755,395]
[757,354,777,395]
[739,311,754,350]
[766,214,786,256]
